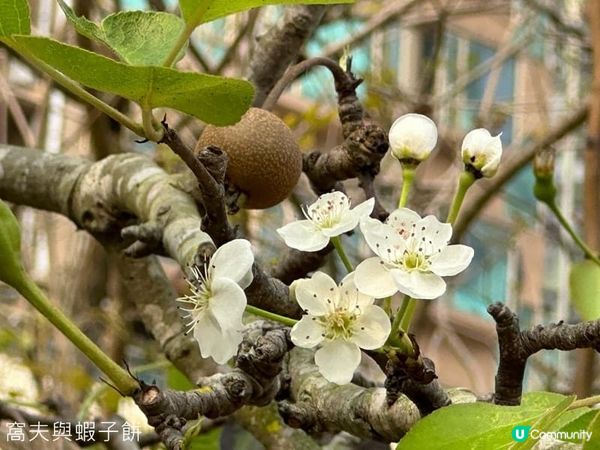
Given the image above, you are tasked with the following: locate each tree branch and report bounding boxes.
[249,5,327,106]
[281,348,477,442]
[488,302,600,406]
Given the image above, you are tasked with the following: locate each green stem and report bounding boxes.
[331,236,354,272]
[245,305,298,327]
[547,201,600,266]
[447,171,476,224]
[11,41,145,136]
[570,394,600,409]
[142,107,164,142]
[16,275,138,395]
[398,167,415,208]
[163,3,213,67]
[399,298,417,332]
[383,297,392,316]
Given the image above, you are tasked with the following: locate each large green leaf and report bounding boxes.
[583,411,600,449]
[570,259,600,321]
[395,393,567,450]
[0,199,25,287]
[0,0,30,37]
[58,1,186,66]
[179,0,354,27]
[12,36,253,125]
[509,395,575,449]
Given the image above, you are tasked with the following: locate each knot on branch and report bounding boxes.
[196,145,228,185]
[133,326,293,449]
[489,302,600,406]
[382,337,450,415]
[278,401,320,433]
[303,124,389,194]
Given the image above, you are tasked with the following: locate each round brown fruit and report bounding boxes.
[195,107,302,209]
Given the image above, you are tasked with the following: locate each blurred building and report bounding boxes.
[271,0,588,393]
[1,0,590,396]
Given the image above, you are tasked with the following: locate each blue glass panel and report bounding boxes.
[454,222,509,318]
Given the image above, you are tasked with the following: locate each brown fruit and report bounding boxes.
[195,107,302,209]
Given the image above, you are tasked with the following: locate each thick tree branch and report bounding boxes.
[488,302,600,406]
[134,326,293,449]
[0,145,299,317]
[281,348,477,442]
[249,5,327,106]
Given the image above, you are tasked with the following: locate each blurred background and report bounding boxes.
[0,0,596,447]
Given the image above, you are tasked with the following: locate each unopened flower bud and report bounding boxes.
[388,113,438,166]
[533,148,557,204]
[461,128,503,178]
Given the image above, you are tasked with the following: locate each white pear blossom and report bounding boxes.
[355,208,474,300]
[461,128,503,177]
[388,113,438,162]
[291,271,391,384]
[277,191,374,252]
[177,239,254,364]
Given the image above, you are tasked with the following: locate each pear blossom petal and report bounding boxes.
[211,239,254,286]
[355,257,399,298]
[193,313,242,364]
[277,220,329,252]
[350,305,391,350]
[290,315,325,348]
[208,277,247,330]
[308,191,349,214]
[339,272,375,310]
[238,269,254,290]
[321,197,375,237]
[314,340,361,385]
[414,215,452,253]
[386,208,421,236]
[389,113,438,161]
[429,244,474,276]
[360,218,406,259]
[391,269,446,300]
[295,271,339,315]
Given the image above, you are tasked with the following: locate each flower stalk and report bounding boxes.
[447,171,475,224]
[245,305,298,327]
[331,235,354,272]
[398,167,415,209]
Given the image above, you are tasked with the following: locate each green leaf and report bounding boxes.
[559,410,599,443]
[12,36,253,125]
[0,0,30,37]
[509,395,575,449]
[57,0,102,43]
[570,259,600,321]
[167,365,196,391]
[0,199,26,287]
[181,420,222,450]
[179,0,354,27]
[186,426,222,450]
[58,1,186,66]
[395,393,566,450]
[583,411,600,449]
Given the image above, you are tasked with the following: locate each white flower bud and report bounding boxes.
[461,128,503,178]
[388,113,438,163]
